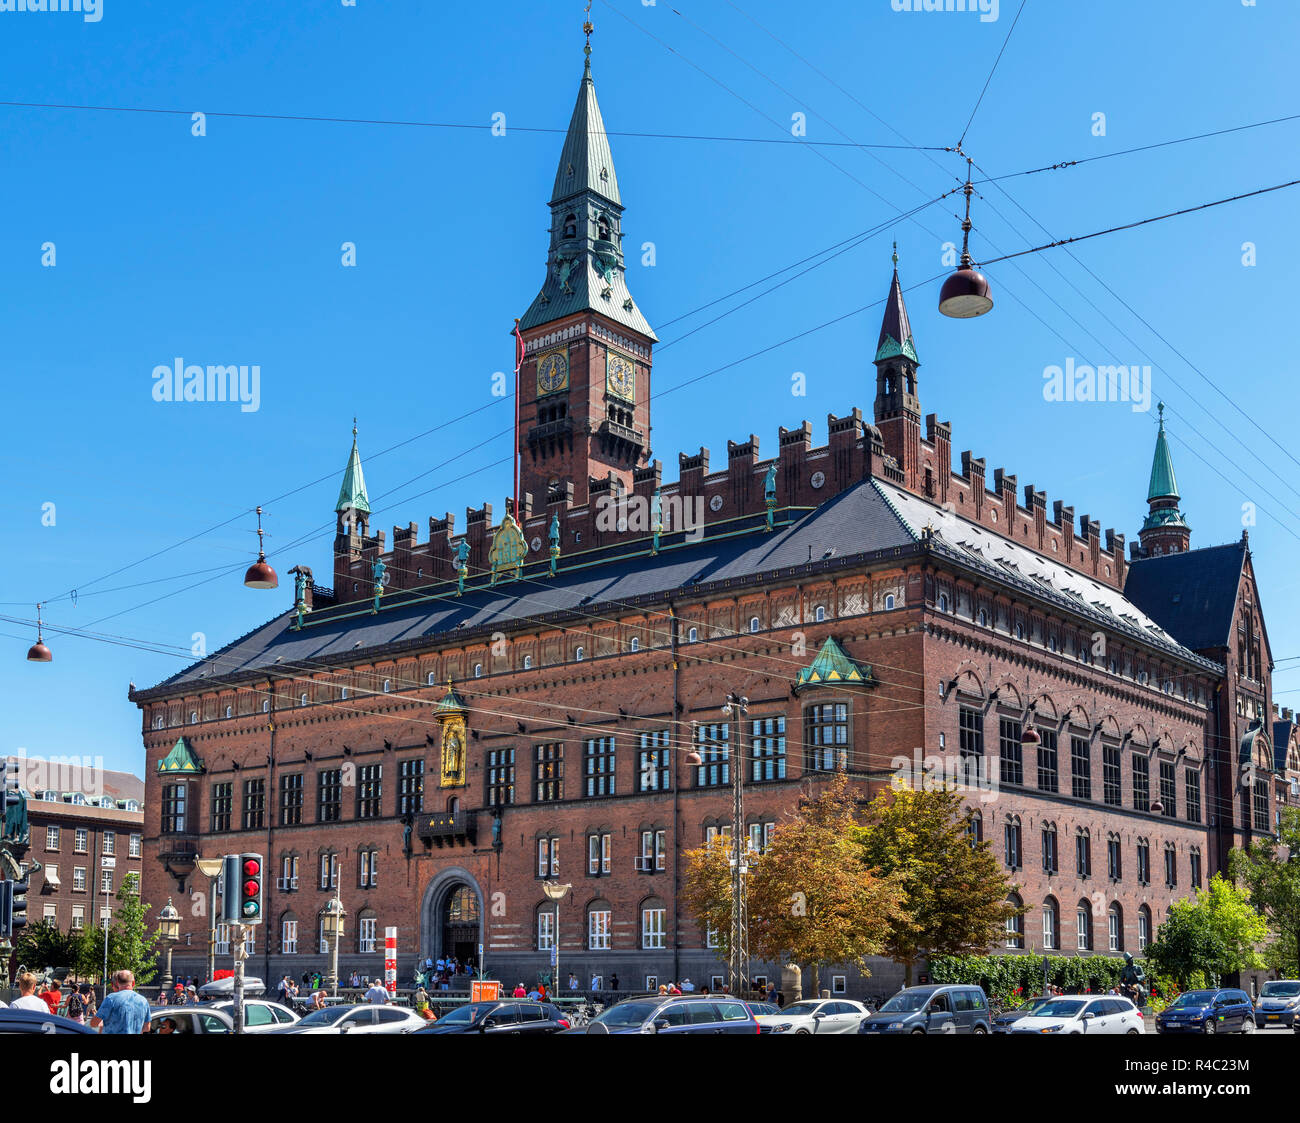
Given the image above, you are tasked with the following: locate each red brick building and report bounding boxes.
[132,52,1292,996]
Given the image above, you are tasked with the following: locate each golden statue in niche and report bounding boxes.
[435,680,469,788]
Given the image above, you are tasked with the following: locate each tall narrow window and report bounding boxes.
[487,748,515,806]
[584,736,616,797]
[958,706,984,760]
[398,758,425,815]
[638,730,671,791]
[750,716,787,781]
[1185,769,1202,823]
[1070,736,1091,800]
[357,764,383,819]
[534,743,564,802]
[695,723,730,787]
[1132,754,1150,812]
[1102,744,1122,806]
[805,703,849,773]
[1159,760,1177,818]
[279,773,304,827]
[242,778,266,831]
[999,718,1024,786]
[1037,728,1059,793]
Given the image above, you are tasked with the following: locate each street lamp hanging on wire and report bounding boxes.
[939,158,994,318]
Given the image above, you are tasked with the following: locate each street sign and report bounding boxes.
[101,856,116,870]
[471,979,500,1002]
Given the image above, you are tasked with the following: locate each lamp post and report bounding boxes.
[157,898,181,992]
[540,881,571,997]
[322,895,346,998]
[194,857,225,985]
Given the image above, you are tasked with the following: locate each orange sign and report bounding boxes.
[471,980,501,1002]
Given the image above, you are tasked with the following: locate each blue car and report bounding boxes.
[1155,988,1253,1034]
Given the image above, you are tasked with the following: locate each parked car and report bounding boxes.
[567,994,760,1034]
[1254,980,1300,1029]
[1006,995,1143,1035]
[146,1006,236,1034]
[991,996,1053,1033]
[1155,989,1253,1034]
[196,976,266,998]
[409,1000,569,1035]
[746,1002,782,1021]
[267,1004,425,1035]
[0,1008,96,1035]
[859,985,991,1035]
[755,998,871,1034]
[208,998,300,1033]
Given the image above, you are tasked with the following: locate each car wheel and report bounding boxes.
[795,1028,810,1035]
[1203,1018,1216,1035]
[972,1025,987,1035]
[910,1028,925,1035]
[1126,1028,1140,1035]
[1240,1018,1254,1034]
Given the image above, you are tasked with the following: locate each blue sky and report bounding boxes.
[5,0,1300,777]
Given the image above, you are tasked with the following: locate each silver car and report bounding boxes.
[208,998,300,1033]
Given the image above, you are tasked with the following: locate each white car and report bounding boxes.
[755,999,872,1034]
[208,998,300,1033]
[268,1003,425,1035]
[1007,995,1142,1035]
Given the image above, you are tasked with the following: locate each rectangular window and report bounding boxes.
[129,834,141,859]
[210,782,232,833]
[1137,842,1150,886]
[534,743,564,803]
[958,706,984,759]
[72,867,86,892]
[319,852,338,890]
[537,837,559,878]
[282,920,298,955]
[1070,736,1091,800]
[637,730,671,791]
[588,909,611,951]
[537,910,555,951]
[1253,779,1270,832]
[1132,755,1150,812]
[639,829,666,872]
[749,821,776,855]
[695,722,730,787]
[102,831,115,856]
[279,855,299,890]
[1190,850,1202,889]
[318,769,342,823]
[45,826,60,851]
[486,748,516,806]
[359,849,378,889]
[705,824,732,846]
[1102,745,1122,806]
[1076,833,1091,878]
[74,828,87,853]
[1004,820,1021,869]
[1042,905,1057,951]
[359,916,377,954]
[588,833,611,876]
[1159,761,1177,819]
[398,758,425,815]
[1037,729,1059,793]
[1107,838,1122,880]
[279,773,304,827]
[1041,828,1058,875]
[71,906,85,930]
[584,737,616,798]
[357,764,383,819]
[1185,770,1202,823]
[242,778,265,831]
[805,704,849,773]
[1108,910,1120,953]
[162,783,188,834]
[641,907,666,950]
[100,869,113,895]
[705,924,720,949]
[999,718,1024,786]
[216,923,231,956]
[750,716,787,781]
[1164,847,1177,889]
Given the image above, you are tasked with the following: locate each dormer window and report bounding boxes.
[688,627,698,643]
[575,647,585,662]
[814,605,827,623]
[884,594,896,611]
[629,637,640,652]
[474,663,483,678]
[523,655,533,670]
[382,679,392,693]
[749,617,760,634]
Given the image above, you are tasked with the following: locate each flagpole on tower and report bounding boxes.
[513,318,524,521]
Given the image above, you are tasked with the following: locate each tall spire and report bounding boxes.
[1139,402,1190,556]
[875,242,918,364]
[335,420,371,516]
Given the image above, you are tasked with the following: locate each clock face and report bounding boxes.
[537,350,569,396]
[606,351,635,401]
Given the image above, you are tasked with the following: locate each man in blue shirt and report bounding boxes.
[91,970,151,1035]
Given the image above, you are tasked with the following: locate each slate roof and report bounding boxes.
[335,431,370,515]
[140,473,1219,698]
[1273,720,1295,773]
[550,59,620,208]
[1123,541,1246,653]
[875,266,918,365]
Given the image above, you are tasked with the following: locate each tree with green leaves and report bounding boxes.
[858,784,1023,985]
[682,774,903,995]
[1143,873,1268,987]
[12,919,78,976]
[105,871,160,985]
[1229,805,1300,978]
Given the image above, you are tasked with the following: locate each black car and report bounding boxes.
[0,1008,96,1035]
[567,993,760,1034]
[409,1000,570,1035]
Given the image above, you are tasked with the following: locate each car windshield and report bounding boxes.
[437,1004,490,1025]
[1031,999,1086,1018]
[1261,982,1300,998]
[879,992,929,1013]
[295,1006,352,1027]
[1170,991,1217,1008]
[592,1001,658,1028]
[780,1002,825,1018]
[1019,997,1052,1012]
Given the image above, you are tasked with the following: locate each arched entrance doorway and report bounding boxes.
[443,886,480,965]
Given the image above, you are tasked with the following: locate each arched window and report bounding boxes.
[189,711,198,724]
[474,663,483,678]
[597,215,611,240]
[629,637,639,652]
[587,900,612,951]
[341,687,349,700]
[688,627,698,643]
[814,605,826,623]
[1108,902,1124,952]
[977,609,988,627]
[1042,897,1060,951]
[1015,621,1025,641]
[224,705,232,719]
[1076,900,1093,951]
[575,647,585,662]
[536,901,557,952]
[749,616,760,633]
[884,594,896,611]
[1005,893,1024,949]
[938,593,950,613]
[426,672,437,686]
[523,655,533,670]
[300,693,308,707]
[562,213,577,239]
[263,700,271,713]
[382,679,392,693]
[1137,904,1152,951]
[153,716,164,730]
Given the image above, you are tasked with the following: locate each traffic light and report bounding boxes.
[221,853,263,925]
[0,880,11,940]
[0,876,29,939]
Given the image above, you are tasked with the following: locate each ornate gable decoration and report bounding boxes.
[795,637,873,692]
[157,736,204,775]
[489,514,527,584]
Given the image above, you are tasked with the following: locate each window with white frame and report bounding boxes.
[641,905,666,949]
[705,924,720,949]
[588,832,611,876]
[129,834,141,858]
[537,908,556,951]
[216,922,231,955]
[102,831,115,856]
[319,851,339,890]
[748,820,776,854]
[45,826,59,851]
[71,906,85,930]
[244,928,256,956]
[74,828,87,853]
[359,916,377,954]
[282,919,298,955]
[537,837,559,878]
[638,729,671,791]
[588,907,611,950]
[639,829,666,872]
[100,870,113,895]
[359,848,379,889]
[73,867,86,892]
[831,976,847,995]
[749,616,760,633]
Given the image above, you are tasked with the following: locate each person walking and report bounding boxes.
[90,970,152,1034]
[40,979,63,1015]
[365,978,390,1005]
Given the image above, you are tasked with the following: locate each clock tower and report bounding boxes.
[516,43,656,509]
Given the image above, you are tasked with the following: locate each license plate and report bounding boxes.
[1268,1015,1279,1021]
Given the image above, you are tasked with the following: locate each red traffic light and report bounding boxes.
[243,858,261,877]
[243,880,260,897]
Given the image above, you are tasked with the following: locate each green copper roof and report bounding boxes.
[157,736,203,775]
[875,263,919,365]
[551,59,620,208]
[435,681,468,715]
[335,428,370,515]
[795,637,873,690]
[1147,403,1180,503]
